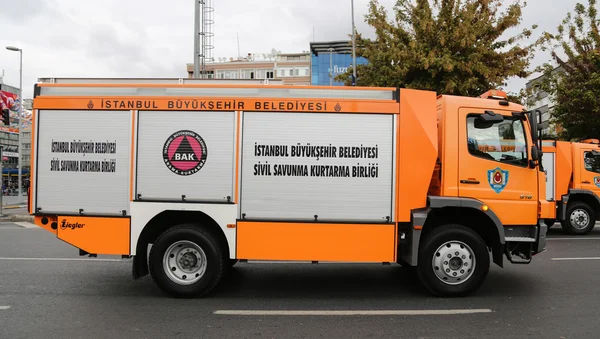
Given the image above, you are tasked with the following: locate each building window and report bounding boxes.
[266,71,274,79]
[241,69,256,79]
[466,115,528,168]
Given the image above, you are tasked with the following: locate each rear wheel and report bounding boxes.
[148,223,225,298]
[417,224,490,297]
[561,202,596,235]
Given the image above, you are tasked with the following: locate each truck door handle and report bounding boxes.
[460,179,480,184]
[582,180,591,184]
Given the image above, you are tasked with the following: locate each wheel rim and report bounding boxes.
[163,240,208,285]
[570,209,590,230]
[432,241,476,285]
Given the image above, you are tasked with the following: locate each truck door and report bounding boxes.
[458,109,538,225]
[580,148,600,196]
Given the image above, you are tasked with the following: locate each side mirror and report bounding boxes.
[474,119,494,129]
[531,145,539,161]
[479,110,504,122]
[529,145,540,169]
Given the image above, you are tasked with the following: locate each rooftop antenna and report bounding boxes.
[237,32,241,59]
[193,0,215,78]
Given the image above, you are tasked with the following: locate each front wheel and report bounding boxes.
[561,202,596,235]
[148,224,225,298]
[416,224,490,297]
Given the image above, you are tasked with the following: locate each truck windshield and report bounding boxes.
[467,115,528,167]
[584,151,600,173]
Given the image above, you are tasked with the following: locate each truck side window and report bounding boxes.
[583,151,600,173]
[466,115,528,167]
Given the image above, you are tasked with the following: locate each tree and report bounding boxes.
[531,0,600,141]
[336,0,549,97]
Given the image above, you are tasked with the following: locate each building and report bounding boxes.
[0,126,26,188]
[0,79,32,189]
[525,65,565,137]
[21,126,31,172]
[186,52,311,85]
[309,40,368,86]
[0,82,19,97]
[23,99,33,110]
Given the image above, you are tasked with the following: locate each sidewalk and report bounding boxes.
[0,205,33,222]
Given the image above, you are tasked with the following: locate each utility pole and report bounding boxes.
[328,48,334,86]
[351,0,357,86]
[6,46,22,203]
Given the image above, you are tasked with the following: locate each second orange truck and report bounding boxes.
[542,139,600,234]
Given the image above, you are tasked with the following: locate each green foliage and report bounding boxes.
[336,0,549,97]
[529,0,600,141]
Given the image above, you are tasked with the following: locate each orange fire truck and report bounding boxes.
[541,139,600,234]
[28,79,549,297]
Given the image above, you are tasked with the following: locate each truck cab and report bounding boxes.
[542,139,600,234]
[413,89,548,273]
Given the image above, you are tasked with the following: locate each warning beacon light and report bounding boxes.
[478,89,509,101]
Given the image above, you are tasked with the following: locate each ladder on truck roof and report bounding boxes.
[36,77,284,86]
[34,78,398,101]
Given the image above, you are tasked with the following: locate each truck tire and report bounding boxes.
[561,202,596,235]
[416,224,490,297]
[148,223,225,298]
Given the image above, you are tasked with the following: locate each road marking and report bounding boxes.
[0,257,128,262]
[13,222,38,229]
[0,306,10,310]
[548,237,600,240]
[214,309,493,316]
[551,257,600,261]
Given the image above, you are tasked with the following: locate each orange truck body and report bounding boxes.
[28,79,548,297]
[541,139,600,234]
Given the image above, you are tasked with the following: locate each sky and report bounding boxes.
[0,0,582,99]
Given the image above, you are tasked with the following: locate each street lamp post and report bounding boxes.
[6,46,23,203]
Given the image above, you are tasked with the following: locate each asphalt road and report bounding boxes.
[1,222,600,339]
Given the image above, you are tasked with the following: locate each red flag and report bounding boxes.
[0,90,18,111]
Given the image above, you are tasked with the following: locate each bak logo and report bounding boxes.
[594,176,600,188]
[163,130,208,176]
[488,167,509,194]
[60,220,85,230]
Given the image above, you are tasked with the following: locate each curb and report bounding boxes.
[0,214,34,222]
[2,205,26,210]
